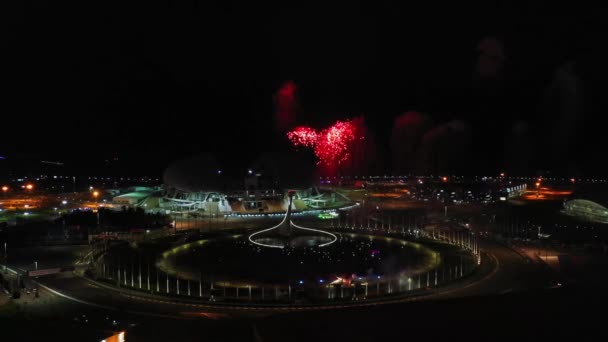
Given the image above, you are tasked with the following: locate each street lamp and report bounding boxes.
[1,186,8,193]
[25,184,34,191]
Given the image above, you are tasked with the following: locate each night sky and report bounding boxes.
[3,2,606,177]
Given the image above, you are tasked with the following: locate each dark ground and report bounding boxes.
[2,286,607,341]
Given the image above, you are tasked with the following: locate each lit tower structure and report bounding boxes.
[276,190,296,237]
[249,190,337,248]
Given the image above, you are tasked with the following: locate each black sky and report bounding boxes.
[3,2,607,177]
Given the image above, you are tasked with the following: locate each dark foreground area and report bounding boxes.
[1,287,607,341]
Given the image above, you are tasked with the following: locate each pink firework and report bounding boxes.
[287,120,363,167]
[287,126,318,148]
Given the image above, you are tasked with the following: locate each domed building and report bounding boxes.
[160,154,234,213]
[563,188,608,224]
[158,153,345,214]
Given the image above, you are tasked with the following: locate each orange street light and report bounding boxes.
[1,186,8,192]
[25,184,34,190]
[535,182,540,188]
[442,176,448,182]
[93,191,99,198]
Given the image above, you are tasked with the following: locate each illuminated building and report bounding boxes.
[497,184,527,201]
[563,199,608,224]
[142,154,346,214]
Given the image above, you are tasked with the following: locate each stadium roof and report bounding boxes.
[114,190,156,200]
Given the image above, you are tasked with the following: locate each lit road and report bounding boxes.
[2,197,556,341]
[2,197,601,340]
[2,253,599,340]
[21,234,554,321]
[3,195,557,323]
[2,225,565,341]
[432,238,553,299]
[3,278,254,341]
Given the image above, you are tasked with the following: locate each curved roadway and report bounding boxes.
[29,236,553,320]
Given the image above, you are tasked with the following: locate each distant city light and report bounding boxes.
[1,186,8,192]
[25,184,33,190]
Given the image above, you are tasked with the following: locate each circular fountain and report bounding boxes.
[97,191,479,305]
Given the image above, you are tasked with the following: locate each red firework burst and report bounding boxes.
[287,126,317,148]
[287,120,363,167]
